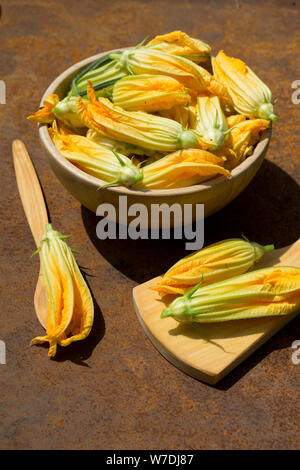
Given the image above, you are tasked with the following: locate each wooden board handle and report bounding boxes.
[12,140,48,247]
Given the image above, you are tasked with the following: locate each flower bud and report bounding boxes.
[154,238,274,296]
[212,50,277,121]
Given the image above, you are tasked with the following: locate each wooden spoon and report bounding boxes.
[12,140,48,328]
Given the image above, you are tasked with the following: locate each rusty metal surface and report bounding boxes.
[0,0,300,450]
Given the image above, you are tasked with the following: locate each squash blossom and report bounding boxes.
[70,52,127,97]
[52,82,115,129]
[135,149,230,190]
[226,114,246,128]
[28,94,60,124]
[28,95,86,129]
[112,74,191,112]
[52,96,87,128]
[159,105,192,128]
[147,31,211,63]
[193,96,230,150]
[224,118,269,169]
[212,50,277,121]
[154,238,274,295]
[78,82,203,152]
[110,47,230,100]
[68,33,211,96]
[31,224,94,358]
[50,122,143,187]
[86,129,160,159]
[53,126,228,189]
[161,266,300,322]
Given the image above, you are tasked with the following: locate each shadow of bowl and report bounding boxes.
[81,158,300,284]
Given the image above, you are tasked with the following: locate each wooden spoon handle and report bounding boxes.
[12,140,49,247]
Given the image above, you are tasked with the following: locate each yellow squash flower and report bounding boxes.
[51,122,228,189]
[28,94,60,124]
[50,122,143,187]
[154,238,274,295]
[135,148,230,190]
[161,266,300,322]
[70,52,127,97]
[52,96,88,128]
[112,74,191,112]
[31,224,94,358]
[159,105,192,128]
[68,32,210,97]
[111,47,230,101]
[147,30,211,63]
[86,129,160,159]
[52,81,115,128]
[224,118,269,169]
[78,82,203,152]
[226,114,246,128]
[212,50,277,121]
[193,95,230,150]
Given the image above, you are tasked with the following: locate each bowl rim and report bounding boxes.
[39,48,271,197]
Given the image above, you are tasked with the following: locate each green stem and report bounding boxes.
[263,244,274,252]
[161,307,173,319]
[97,179,119,191]
[112,150,126,167]
[185,277,203,299]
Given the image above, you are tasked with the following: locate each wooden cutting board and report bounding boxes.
[133,239,300,384]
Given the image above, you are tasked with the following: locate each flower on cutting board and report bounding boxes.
[154,238,274,295]
[161,266,300,322]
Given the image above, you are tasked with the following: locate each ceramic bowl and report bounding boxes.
[39,49,271,224]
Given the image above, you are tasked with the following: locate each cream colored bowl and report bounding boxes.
[39,49,271,222]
